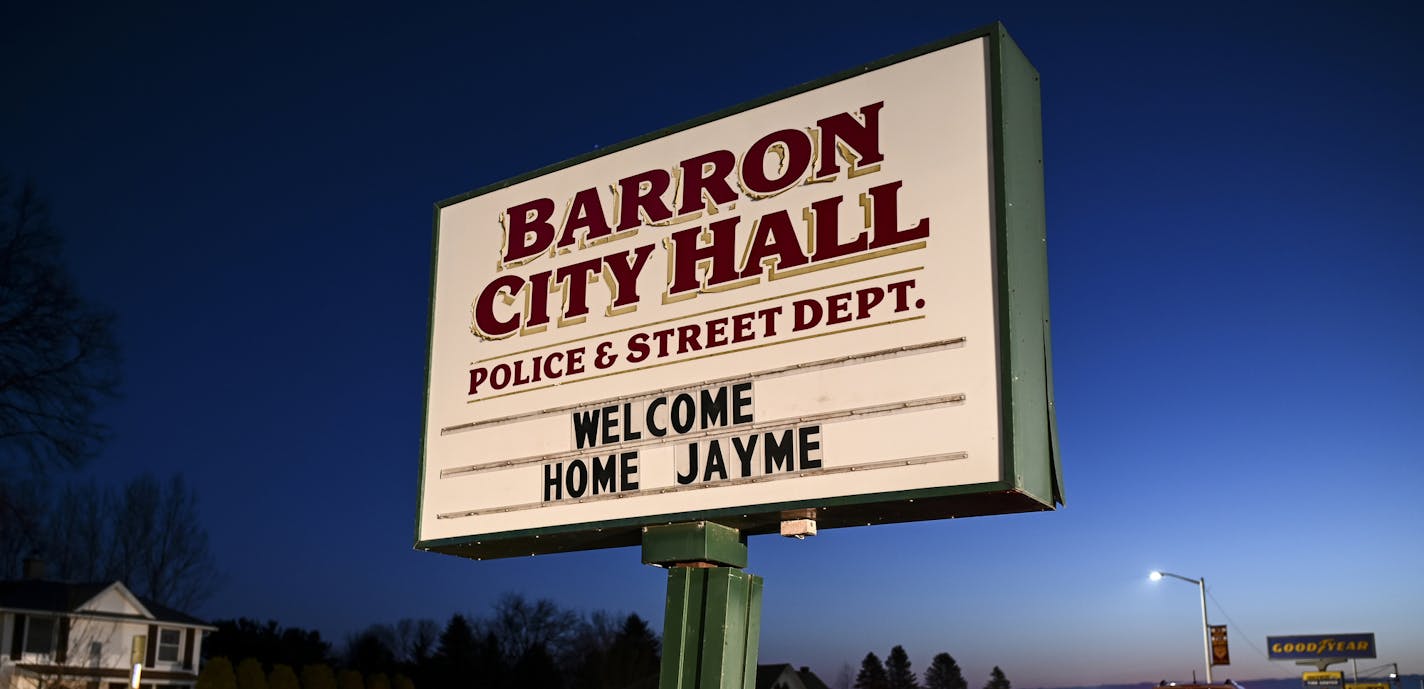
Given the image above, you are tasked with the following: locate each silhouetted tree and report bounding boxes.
[394,618,439,668]
[23,473,218,609]
[346,626,397,676]
[106,472,219,609]
[0,474,44,578]
[983,667,1010,689]
[40,478,109,580]
[598,614,659,689]
[269,665,299,689]
[301,664,338,689]
[923,653,967,689]
[567,611,617,689]
[278,627,332,668]
[855,652,889,689]
[0,175,120,476]
[475,631,506,689]
[886,646,918,689]
[237,658,269,689]
[486,593,580,663]
[432,614,477,689]
[207,619,331,669]
[512,642,561,689]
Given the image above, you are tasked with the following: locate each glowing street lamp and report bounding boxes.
[1150,570,1213,684]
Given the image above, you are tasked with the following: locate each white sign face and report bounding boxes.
[420,37,1016,553]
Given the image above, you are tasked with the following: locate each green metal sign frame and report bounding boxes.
[417,21,1061,561]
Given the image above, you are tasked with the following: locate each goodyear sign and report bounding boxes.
[1268,634,1376,660]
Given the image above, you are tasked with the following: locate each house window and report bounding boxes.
[157,628,182,662]
[25,616,57,654]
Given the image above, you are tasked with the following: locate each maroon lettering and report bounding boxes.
[677,150,738,214]
[825,291,853,325]
[665,217,743,298]
[554,258,604,321]
[741,129,813,196]
[471,274,524,339]
[808,194,868,262]
[867,180,929,249]
[558,187,613,248]
[617,168,674,231]
[815,102,885,178]
[524,270,553,330]
[740,210,808,278]
[503,198,557,264]
[603,244,656,311]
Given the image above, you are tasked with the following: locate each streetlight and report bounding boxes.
[1150,570,1213,684]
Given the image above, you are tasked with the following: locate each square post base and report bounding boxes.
[644,523,761,689]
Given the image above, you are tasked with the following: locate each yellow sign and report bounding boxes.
[1345,684,1389,689]
[130,635,146,666]
[1303,672,1345,689]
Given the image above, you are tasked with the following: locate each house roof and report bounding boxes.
[756,664,831,689]
[757,665,796,689]
[0,579,208,626]
[798,666,832,689]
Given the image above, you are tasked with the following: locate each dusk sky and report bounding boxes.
[3,2,1421,688]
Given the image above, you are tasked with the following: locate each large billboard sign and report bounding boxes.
[1268,634,1377,660]
[417,24,1060,560]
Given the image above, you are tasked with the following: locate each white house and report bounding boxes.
[0,574,213,689]
[755,664,832,689]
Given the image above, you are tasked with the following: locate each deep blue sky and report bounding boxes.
[3,2,1421,687]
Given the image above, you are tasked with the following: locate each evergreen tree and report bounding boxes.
[269,665,299,689]
[432,614,477,689]
[301,664,337,689]
[567,612,616,689]
[600,614,660,689]
[923,653,967,689]
[209,619,331,670]
[237,659,269,689]
[512,643,561,689]
[475,631,507,689]
[346,627,397,676]
[886,646,918,689]
[855,652,889,689]
[337,670,364,689]
[983,667,1010,689]
[198,657,238,689]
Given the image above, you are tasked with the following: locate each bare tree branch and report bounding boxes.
[0,174,120,481]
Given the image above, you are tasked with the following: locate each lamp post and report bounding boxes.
[1151,570,1213,684]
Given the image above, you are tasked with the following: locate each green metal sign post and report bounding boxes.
[643,522,763,689]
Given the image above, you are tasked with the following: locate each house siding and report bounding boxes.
[0,583,208,689]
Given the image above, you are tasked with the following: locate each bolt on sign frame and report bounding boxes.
[417,22,1060,562]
